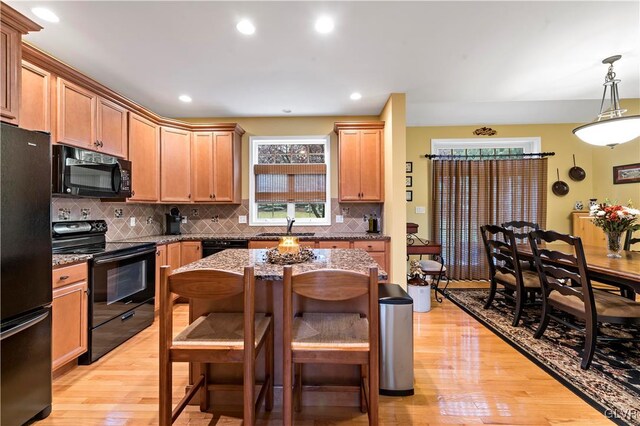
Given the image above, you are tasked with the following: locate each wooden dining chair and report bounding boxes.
[480,225,542,326]
[282,266,379,426]
[501,221,540,243]
[529,230,640,370]
[159,266,274,426]
[624,227,640,251]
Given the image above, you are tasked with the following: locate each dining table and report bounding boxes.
[517,243,640,293]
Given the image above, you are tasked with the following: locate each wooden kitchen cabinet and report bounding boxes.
[57,77,128,157]
[0,3,41,125]
[160,127,191,202]
[128,113,160,201]
[192,130,242,203]
[97,96,127,157]
[167,242,181,271]
[20,60,50,132]
[154,244,167,313]
[334,122,384,202]
[52,262,88,371]
[180,241,202,266]
[57,78,97,148]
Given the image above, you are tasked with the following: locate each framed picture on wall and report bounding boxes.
[406,162,413,173]
[406,190,413,202]
[613,163,640,184]
[406,176,412,187]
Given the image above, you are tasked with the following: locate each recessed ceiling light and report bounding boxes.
[282,109,292,114]
[315,16,334,34]
[31,7,59,23]
[236,19,256,35]
[178,95,192,103]
[350,92,362,101]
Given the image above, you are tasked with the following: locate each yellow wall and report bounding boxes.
[183,115,378,199]
[380,94,407,285]
[406,99,640,240]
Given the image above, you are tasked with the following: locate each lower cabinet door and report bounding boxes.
[52,281,88,370]
[180,241,202,266]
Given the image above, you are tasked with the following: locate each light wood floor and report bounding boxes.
[37,283,610,425]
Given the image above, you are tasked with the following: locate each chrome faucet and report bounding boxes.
[286,216,295,234]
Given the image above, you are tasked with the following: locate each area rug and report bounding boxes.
[446,288,640,426]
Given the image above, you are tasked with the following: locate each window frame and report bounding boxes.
[431,137,541,156]
[249,135,331,227]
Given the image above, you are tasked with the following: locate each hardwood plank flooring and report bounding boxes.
[36,284,609,425]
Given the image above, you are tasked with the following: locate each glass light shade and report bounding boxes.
[278,236,299,254]
[573,115,640,146]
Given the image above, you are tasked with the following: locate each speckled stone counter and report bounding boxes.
[173,248,388,280]
[52,254,93,267]
[115,232,389,245]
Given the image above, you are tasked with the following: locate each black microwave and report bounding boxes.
[52,145,132,198]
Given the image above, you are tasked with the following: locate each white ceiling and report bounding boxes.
[9,1,640,126]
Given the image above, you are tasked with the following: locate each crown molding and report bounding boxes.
[333,121,385,133]
[0,2,42,34]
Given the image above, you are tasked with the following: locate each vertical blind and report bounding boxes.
[254,164,327,203]
[432,158,548,280]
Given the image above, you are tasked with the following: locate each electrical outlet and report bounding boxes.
[415,206,426,214]
[239,215,247,224]
[129,217,136,227]
[211,215,219,223]
[191,209,199,217]
[335,215,344,223]
[181,216,188,224]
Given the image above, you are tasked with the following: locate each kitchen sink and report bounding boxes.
[256,232,315,237]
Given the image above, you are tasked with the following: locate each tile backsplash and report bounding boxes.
[52,198,382,241]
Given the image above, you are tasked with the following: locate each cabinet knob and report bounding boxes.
[212,194,216,199]
[131,190,135,196]
[59,275,69,281]
[99,141,104,147]
[188,193,191,198]
[94,140,100,147]
[209,194,213,199]
[157,251,161,256]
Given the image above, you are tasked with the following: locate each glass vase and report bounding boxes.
[606,231,623,258]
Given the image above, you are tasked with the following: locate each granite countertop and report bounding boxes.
[116,232,390,245]
[53,254,94,267]
[172,248,388,281]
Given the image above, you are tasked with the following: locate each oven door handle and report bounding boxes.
[93,247,157,265]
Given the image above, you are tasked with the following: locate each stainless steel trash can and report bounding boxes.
[379,284,414,396]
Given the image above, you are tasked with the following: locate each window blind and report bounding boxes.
[254,164,327,203]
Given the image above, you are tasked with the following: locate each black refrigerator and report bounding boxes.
[1,123,52,424]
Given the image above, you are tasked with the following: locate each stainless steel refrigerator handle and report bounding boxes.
[0,311,49,341]
[93,247,157,265]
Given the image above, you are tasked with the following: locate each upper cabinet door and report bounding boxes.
[359,129,383,202]
[160,127,191,202]
[191,132,214,202]
[128,113,160,202]
[211,131,235,202]
[20,60,50,132]
[0,25,20,125]
[97,97,127,158]
[338,130,362,201]
[57,78,97,149]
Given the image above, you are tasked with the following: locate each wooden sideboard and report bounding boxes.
[571,211,606,246]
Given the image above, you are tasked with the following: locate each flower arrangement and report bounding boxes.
[589,201,639,257]
[589,202,639,232]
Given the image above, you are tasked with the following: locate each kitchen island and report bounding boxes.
[172,248,386,409]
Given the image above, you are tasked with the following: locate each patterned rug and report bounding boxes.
[446,288,640,426]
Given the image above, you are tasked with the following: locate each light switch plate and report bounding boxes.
[129,217,136,226]
[181,217,188,224]
[335,215,344,223]
[239,215,247,224]
[415,206,426,214]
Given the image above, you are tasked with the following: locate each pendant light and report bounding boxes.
[573,55,640,147]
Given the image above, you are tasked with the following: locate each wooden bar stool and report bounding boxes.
[158,266,274,426]
[282,266,379,426]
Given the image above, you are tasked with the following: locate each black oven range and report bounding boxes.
[52,220,156,363]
